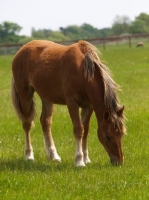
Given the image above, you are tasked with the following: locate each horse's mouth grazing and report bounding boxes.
[110,156,124,166]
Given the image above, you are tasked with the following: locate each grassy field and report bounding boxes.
[0,42,149,200]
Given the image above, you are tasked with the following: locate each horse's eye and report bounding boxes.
[106,136,111,141]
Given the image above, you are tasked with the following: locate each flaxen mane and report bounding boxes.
[80,40,125,132]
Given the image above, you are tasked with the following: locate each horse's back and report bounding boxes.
[12,40,87,105]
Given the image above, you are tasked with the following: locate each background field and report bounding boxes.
[0,42,149,200]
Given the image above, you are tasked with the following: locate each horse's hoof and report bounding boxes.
[48,153,61,162]
[75,162,86,167]
[26,155,34,161]
[52,156,61,162]
[84,158,91,164]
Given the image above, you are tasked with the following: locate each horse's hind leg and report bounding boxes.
[23,121,34,160]
[81,106,93,164]
[11,78,35,160]
[19,91,35,160]
[40,100,61,162]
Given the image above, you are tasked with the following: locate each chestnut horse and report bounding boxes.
[11,40,126,167]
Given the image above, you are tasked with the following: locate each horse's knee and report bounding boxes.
[40,116,52,135]
[73,125,84,138]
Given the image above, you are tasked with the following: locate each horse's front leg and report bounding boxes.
[81,106,93,164]
[40,101,61,162]
[67,99,85,167]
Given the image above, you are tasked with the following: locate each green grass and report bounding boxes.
[0,43,149,199]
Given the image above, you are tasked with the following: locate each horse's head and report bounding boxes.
[98,106,125,165]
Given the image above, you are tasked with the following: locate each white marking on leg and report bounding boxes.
[25,145,34,160]
[47,146,61,162]
[26,151,34,160]
[75,138,85,167]
[83,150,91,164]
[82,137,91,164]
[44,139,61,162]
[24,121,34,160]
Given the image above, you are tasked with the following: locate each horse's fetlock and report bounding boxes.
[75,153,85,167]
[25,149,34,160]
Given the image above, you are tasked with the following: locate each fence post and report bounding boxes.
[128,36,131,48]
[4,47,7,55]
[103,39,106,50]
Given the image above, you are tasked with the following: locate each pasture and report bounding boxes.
[0,43,149,199]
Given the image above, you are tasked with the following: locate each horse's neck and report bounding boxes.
[93,103,105,123]
[87,87,105,122]
[86,77,105,120]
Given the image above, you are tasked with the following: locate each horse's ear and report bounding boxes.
[103,110,110,121]
[117,106,124,117]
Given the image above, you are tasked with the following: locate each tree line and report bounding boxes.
[0,12,149,45]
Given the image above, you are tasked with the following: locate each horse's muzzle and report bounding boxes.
[110,156,124,166]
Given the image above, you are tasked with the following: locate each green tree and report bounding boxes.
[61,24,102,40]
[129,13,149,33]
[136,13,149,26]
[48,31,70,41]
[111,16,131,35]
[31,28,52,39]
[0,21,22,43]
[129,20,147,34]
[98,28,113,37]
[80,23,101,38]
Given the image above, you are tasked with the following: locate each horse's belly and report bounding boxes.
[34,85,66,104]
[30,72,66,104]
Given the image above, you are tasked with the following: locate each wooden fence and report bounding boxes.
[0,33,149,55]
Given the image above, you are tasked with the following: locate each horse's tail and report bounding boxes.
[11,78,36,122]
